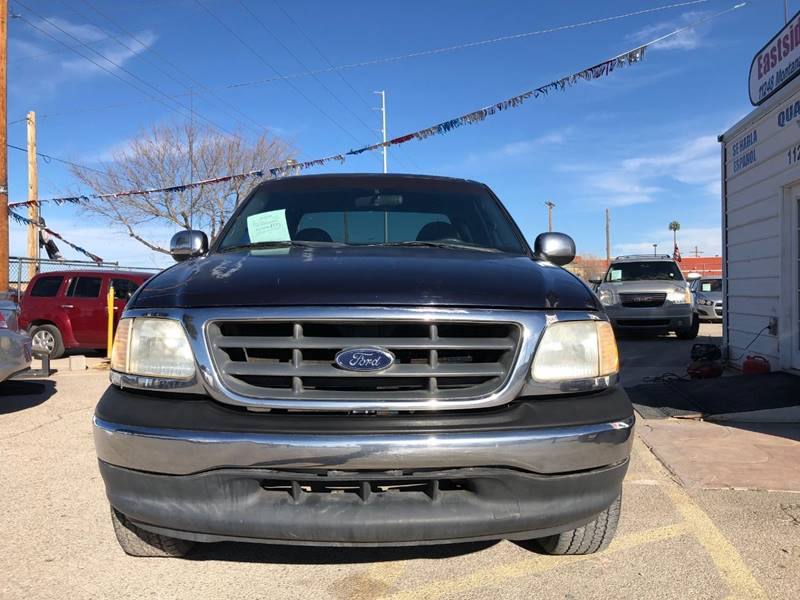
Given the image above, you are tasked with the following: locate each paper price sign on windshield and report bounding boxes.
[247,209,291,243]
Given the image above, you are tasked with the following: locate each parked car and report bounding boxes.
[19,270,150,359]
[94,174,633,558]
[690,277,723,322]
[593,255,699,339]
[0,300,32,382]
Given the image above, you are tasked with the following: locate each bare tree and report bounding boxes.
[565,253,608,282]
[69,121,296,254]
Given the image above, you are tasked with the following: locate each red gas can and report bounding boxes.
[742,355,771,375]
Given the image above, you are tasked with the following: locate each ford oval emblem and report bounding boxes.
[334,347,395,372]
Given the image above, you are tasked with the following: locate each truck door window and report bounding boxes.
[29,276,63,297]
[111,279,140,301]
[67,277,102,298]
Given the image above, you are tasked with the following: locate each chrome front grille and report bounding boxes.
[206,318,521,402]
[619,292,667,308]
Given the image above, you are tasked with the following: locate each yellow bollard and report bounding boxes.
[107,285,115,359]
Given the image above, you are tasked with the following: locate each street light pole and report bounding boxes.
[653,243,658,256]
[375,90,387,174]
[545,200,555,232]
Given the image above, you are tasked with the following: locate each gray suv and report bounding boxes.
[595,255,698,339]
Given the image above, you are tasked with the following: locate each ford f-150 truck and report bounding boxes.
[93,174,633,558]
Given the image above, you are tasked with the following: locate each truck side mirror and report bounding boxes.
[533,232,576,266]
[170,230,208,262]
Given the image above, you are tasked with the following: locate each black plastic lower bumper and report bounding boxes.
[100,459,628,546]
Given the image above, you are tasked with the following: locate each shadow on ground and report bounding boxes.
[0,380,57,415]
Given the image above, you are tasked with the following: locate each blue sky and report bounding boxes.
[4,0,791,267]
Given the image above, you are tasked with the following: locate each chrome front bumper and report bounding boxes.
[604,304,693,329]
[93,414,634,476]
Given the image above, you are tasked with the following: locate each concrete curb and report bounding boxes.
[705,405,800,424]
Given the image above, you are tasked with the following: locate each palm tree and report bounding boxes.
[669,221,680,247]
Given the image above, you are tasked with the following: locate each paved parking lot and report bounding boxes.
[1,325,798,599]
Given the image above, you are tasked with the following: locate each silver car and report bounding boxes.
[594,255,699,339]
[690,277,723,321]
[0,300,32,382]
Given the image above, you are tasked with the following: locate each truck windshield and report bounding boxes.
[605,261,684,282]
[217,186,526,254]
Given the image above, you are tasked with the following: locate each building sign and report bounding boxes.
[749,10,800,105]
[731,128,757,173]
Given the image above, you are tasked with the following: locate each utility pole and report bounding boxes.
[692,246,704,258]
[0,0,8,292]
[27,111,38,280]
[374,90,387,173]
[604,208,611,265]
[545,200,555,232]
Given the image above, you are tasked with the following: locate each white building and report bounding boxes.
[720,58,800,371]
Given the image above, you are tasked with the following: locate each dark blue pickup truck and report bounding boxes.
[93,174,633,557]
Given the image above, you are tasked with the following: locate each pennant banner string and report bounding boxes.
[9,211,104,264]
[9,3,745,208]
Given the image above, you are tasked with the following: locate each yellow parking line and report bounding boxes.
[634,441,767,600]
[382,522,689,600]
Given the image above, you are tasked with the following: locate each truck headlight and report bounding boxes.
[667,287,692,304]
[597,289,616,306]
[111,318,195,379]
[531,320,619,382]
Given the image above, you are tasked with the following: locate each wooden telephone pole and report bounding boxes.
[27,112,37,279]
[605,208,611,265]
[0,0,9,292]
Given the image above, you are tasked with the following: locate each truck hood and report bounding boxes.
[131,247,598,311]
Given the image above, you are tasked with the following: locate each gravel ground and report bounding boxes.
[1,327,798,599]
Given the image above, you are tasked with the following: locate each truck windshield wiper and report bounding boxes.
[372,241,502,253]
[220,240,342,253]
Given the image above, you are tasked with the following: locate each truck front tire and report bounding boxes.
[536,494,621,555]
[110,507,194,558]
[676,316,700,340]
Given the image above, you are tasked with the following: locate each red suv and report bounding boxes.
[19,270,151,358]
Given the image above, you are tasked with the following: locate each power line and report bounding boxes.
[8,142,104,175]
[7,0,709,128]
[10,33,115,64]
[237,1,377,139]
[12,0,237,138]
[238,0,414,171]
[222,0,717,91]
[271,0,419,171]
[6,142,135,183]
[194,0,367,148]
[75,0,268,136]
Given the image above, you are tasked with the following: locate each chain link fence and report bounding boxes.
[7,256,162,300]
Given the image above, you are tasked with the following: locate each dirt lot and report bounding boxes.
[2,324,798,599]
